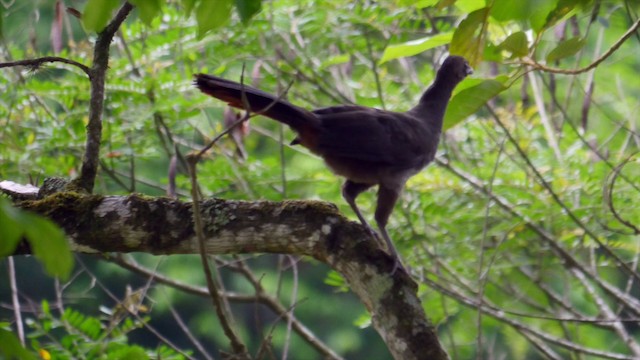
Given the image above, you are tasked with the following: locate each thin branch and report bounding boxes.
[435,158,640,316]
[74,258,196,360]
[520,17,640,74]
[0,56,91,77]
[186,157,250,358]
[425,278,635,360]
[78,2,134,193]
[605,152,640,234]
[486,104,640,283]
[110,255,344,360]
[7,257,24,345]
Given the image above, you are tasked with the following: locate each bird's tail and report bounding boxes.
[194,74,320,142]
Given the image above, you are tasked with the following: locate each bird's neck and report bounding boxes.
[408,75,458,132]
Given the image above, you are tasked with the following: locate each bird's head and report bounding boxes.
[439,56,473,83]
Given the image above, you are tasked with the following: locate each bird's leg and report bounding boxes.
[341,181,381,244]
[375,185,406,274]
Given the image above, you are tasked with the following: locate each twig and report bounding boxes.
[186,157,250,358]
[475,138,505,358]
[164,293,215,360]
[0,56,91,77]
[604,152,640,234]
[486,104,640,283]
[74,258,196,360]
[7,257,24,345]
[528,71,563,162]
[520,17,640,75]
[435,158,640,316]
[424,277,636,360]
[111,255,344,360]
[363,29,386,110]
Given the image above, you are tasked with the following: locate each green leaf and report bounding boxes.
[380,32,453,64]
[0,329,38,360]
[0,199,22,256]
[491,0,527,22]
[450,8,489,67]
[235,0,262,24]
[129,0,163,25]
[119,346,149,360]
[196,0,233,37]
[499,31,528,57]
[0,199,73,280]
[319,53,350,70]
[454,0,487,13]
[0,6,3,39]
[82,0,120,32]
[546,37,585,62]
[529,0,559,32]
[443,78,508,130]
[182,0,197,14]
[24,213,74,281]
[491,0,559,32]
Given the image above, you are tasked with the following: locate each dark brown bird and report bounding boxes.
[195,56,472,273]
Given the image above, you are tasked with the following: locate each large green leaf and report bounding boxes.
[0,199,22,256]
[546,37,585,62]
[0,329,37,360]
[0,199,73,280]
[235,0,262,24]
[443,78,508,130]
[25,213,74,281]
[182,0,197,14]
[196,0,233,37]
[129,0,163,25]
[491,0,561,32]
[499,31,528,57]
[450,8,489,67]
[379,32,453,64]
[82,0,120,32]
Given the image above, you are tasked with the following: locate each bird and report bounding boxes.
[195,55,473,274]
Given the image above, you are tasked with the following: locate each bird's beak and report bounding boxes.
[465,64,474,75]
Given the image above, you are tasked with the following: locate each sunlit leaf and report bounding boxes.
[129,0,163,25]
[499,31,528,57]
[443,78,508,130]
[543,0,584,29]
[546,37,585,62]
[380,32,453,64]
[450,8,489,67]
[491,0,559,32]
[196,0,233,37]
[530,0,560,32]
[320,53,350,70]
[455,0,487,13]
[491,0,527,22]
[235,0,262,24]
[82,0,120,32]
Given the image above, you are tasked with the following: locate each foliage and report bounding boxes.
[0,299,185,359]
[0,198,73,280]
[1,0,640,359]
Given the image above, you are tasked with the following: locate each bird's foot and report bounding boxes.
[364,226,385,248]
[390,256,407,275]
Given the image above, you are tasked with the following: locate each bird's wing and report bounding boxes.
[315,108,433,166]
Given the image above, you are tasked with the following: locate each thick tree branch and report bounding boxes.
[3,185,448,360]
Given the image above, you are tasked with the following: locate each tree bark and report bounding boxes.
[3,181,449,360]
